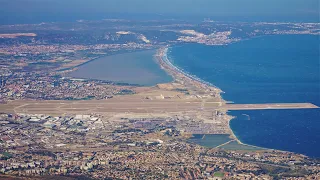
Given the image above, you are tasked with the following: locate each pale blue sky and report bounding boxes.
[0,0,319,23]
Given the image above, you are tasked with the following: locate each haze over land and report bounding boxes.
[0,0,319,179]
[0,0,319,24]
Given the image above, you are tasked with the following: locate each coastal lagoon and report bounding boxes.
[188,134,232,148]
[69,50,172,86]
[188,134,263,151]
[169,35,320,157]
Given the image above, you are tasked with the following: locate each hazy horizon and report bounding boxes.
[0,0,319,24]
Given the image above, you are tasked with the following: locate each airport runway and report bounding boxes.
[218,103,319,110]
[0,99,318,115]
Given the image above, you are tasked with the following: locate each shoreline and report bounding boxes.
[64,48,172,86]
[156,46,224,96]
[162,47,218,88]
[60,48,158,73]
[156,46,269,150]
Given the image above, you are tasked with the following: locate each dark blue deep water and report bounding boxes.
[169,35,320,157]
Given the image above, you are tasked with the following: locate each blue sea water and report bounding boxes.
[168,35,320,157]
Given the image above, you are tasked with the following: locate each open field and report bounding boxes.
[0,33,37,38]
[57,59,91,70]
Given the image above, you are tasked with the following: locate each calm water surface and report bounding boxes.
[169,35,320,157]
[69,50,172,86]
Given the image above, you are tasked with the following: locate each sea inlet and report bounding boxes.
[68,50,172,86]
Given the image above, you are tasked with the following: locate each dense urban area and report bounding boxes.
[0,19,319,179]
[1,113,320,179]
[0,20,319,102]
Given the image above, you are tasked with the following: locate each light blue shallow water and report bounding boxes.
[69,50,173,86]
[169,35,320,157]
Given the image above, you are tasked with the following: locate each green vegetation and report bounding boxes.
[1,152,13,160]
[281,168,309,178]
[174,88,190,94]
[116,89,135,95]
[258,164,309,179]
[174,88,188,92]
[63,96,95,100]
[213,172,224,177]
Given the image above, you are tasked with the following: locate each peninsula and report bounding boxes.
[1,47,320,179]
[1,18,320,179]
[0,47,318,138]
